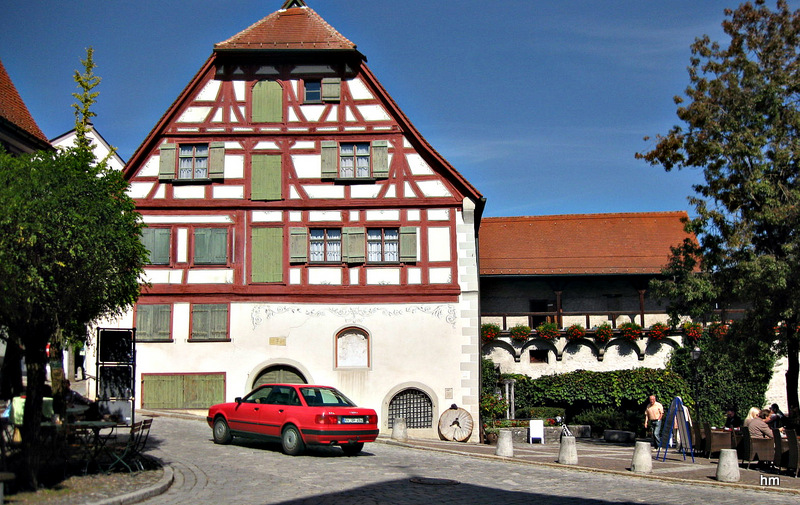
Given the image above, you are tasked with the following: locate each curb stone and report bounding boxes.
[86,464,174,505]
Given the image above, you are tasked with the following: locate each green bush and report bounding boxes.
[515,406,565,420]
[572,407,643,437]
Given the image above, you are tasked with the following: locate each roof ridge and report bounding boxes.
[482,211,688,222]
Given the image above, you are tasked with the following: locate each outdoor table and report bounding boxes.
[708,429,734,454]
[66,420,117,472]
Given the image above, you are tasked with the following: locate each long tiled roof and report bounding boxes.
[215,1,357,52]
[0,58,49,144]
[480,212,692,275]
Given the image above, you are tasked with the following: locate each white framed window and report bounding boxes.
[367,228,399,263]
[339,143,371,178]
[178,144,208,180]
[309,229,341,263]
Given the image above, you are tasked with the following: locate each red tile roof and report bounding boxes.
[0,58,49,144]
[215,2,357,52]
[479,212,693,276]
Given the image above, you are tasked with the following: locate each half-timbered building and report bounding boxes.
[102,0,483,439]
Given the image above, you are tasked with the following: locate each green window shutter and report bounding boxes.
[210,305,228,340]
[252,81,283,123]
[342,227,365,263]
[289,227,308,263]
[252,227,283,283]
[159,143,176,180]
[142,228,170,265]
[155,304,171,340]
[192,304,228,341]
[400,226,417,262]
[195,228,228,264]
[320,141,338,179]
[321,77,341,102]
[209,142,225,180]
[372,140,389,179]
[136,305,154,341]
[251,155,282,201]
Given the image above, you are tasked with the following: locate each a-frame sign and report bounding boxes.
[656,396,695,462]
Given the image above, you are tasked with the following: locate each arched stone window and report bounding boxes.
[252,364,306,389]
[335,327,369,368]
[387,388,433,429]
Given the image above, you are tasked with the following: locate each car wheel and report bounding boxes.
[213,417,232,444]
[341,442,364,456]
[281,425,305,456]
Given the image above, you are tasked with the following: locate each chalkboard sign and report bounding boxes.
[98,365,133,400]
[98,329,134,363]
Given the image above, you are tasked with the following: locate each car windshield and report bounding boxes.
[299,387,356,407]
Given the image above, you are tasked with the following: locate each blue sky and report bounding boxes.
[2,0,790,218]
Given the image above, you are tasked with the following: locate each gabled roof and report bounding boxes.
[214,1,358,53]
[0,58,50,152]
[479,212,692,276]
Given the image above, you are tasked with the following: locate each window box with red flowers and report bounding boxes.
[536,321,560,340]
[565,324,586,341]
[648,322,670,341]
[509,324,532,342]
[481,323,502,343]
[682,321,703,344]
[707,321,729,340]
[618,322,642,342]
[593,323,613,344]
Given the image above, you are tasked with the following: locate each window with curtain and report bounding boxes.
[339,143,370,178]
[309,229,341,262]
[178,144,208,179]
[367,228,399,263]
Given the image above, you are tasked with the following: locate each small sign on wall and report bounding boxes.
[269,337,287,346]
[445,388,453,399]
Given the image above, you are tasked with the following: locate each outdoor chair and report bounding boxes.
[739,428,775,470]
[103,421,142,473]
[132,419,153,471]
[772,428,787,473]
[785,429,799,478]
[703,423,732,457]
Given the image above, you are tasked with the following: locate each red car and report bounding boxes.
[207,384,379,456]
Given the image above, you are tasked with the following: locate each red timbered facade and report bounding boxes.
[107,0,483,439]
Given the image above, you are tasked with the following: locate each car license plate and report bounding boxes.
[342,417,363,424]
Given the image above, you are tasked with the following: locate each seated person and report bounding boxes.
[747,409,773,439]
[766,403,784,429]
[723,408,742,429]
[63,380,93,407]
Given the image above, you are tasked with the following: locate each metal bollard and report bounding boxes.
[495,429,514,457]
[558,435,578,465]
[391,418,408,442]
[716,448,740,482]
[630,441,653,473]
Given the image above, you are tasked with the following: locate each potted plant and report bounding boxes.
[536,321,560,340]
[565,323,586,341]
[481,323,502,343]
[508,324,531,342]
[648,322,670,341]
[593,322,613,344]
[682,321,703,344]
[618,322,642,342]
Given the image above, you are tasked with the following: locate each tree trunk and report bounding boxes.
[20,352,47,490]
[786,334,799,419]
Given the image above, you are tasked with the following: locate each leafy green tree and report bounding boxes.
[0,49,148,488]
[637,0,800,416]
[667,327,774,425]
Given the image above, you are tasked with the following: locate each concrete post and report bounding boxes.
[558,435,578,465]
[495,429,514,457]
[391,418,407,442]
[716,448,740,482]
[630,441,653,473]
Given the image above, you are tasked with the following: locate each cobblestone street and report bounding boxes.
[135,415,796,505]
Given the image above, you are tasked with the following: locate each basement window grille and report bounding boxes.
[387,388,433,429]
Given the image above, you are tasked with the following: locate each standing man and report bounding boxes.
[645,394,664,447]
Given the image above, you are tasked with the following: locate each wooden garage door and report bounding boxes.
[252,365,306,389]
[142,373,225,409]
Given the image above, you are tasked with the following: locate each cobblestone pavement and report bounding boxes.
[135,414,797,505]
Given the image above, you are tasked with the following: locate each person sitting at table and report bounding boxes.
[64,380,93,407]
[742,407,760,428]
[747,409,774,439]
[766,403,784,429]
[723,407,742,429]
